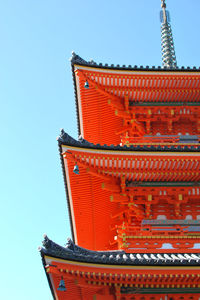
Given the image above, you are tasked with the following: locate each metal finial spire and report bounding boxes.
[160,0,177,68]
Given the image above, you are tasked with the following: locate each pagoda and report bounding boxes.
[40,1,200,299]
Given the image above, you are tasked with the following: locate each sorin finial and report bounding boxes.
[160,0,177,68]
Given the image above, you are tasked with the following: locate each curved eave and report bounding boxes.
[58,131,200,249]
[61,141,200,183]
[42,250,200,300]
[70,53,200,138]
[58,131,200,153]
[71,61,81,137]
[40,236,200,267]
[40,251,56,300]
[71,52,200,73]
[42,251,200,267]
[58,143,75,241]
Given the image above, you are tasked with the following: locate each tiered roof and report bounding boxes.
[41,236,200,300]
[58,130,200,251]
[41,54,200,298]
[41,3,200,299]
[42,235,200,266]
[71,53,200,146]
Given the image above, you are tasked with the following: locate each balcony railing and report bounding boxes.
[121,135,200,146]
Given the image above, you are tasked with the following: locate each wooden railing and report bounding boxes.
[121,135,200,146]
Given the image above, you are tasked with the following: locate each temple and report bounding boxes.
[40,1,200,299]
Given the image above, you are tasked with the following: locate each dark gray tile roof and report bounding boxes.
[40,235,200,266]
[57,129,200,152]
[70,51,200,72]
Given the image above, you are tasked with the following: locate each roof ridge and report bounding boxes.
[40,235,200,266]
[70,52,200,71]
[57,129,200,153]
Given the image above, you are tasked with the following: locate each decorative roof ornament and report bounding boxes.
[40,235,200,266]
[160,0,177,68]
[57,130,200,152]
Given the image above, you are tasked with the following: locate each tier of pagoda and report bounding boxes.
[40,1,200,299]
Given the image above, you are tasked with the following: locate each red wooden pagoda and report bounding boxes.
[40,1,200,299]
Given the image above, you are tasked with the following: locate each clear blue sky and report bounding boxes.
[1,0,200,299]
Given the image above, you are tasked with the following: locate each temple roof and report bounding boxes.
[58,130,200,250]
[71,52,200,72]
[71,53,200,145]
[58,129,200,152]
[40,235,200,266]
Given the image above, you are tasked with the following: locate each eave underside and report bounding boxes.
[41,237,200,300]
[58,133,200,251]
[71,55,200,145]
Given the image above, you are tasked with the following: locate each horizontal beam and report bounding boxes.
[142,220,200,226]
[126,181,200,187]
[121,286,200,294]
[129,101,200,106]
